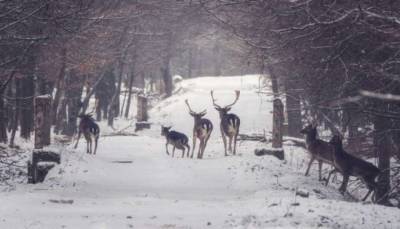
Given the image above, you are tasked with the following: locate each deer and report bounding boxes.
[74,113,100,154]
[185,99,213,159]
[299,124,335,181]
[161,126,190,158]
[328,135,380,201]
[210,90,241,156]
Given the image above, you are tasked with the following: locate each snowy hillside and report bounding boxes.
[1,75,399,229]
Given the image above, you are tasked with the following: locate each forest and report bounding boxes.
[0,0,400,228]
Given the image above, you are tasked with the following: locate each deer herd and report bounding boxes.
[74,90,381,203]
[300,124,380,202]
[161,90,241,159]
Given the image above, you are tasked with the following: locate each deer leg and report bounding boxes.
[172,146,176,157]
[228,136,233,153]
[165,143,170,155]
[198,139,204,159]
[90,139,93,154]
[362,189,374,201]
[202,135,211,159]
[222,134,228,156]
[305,157,315,176]
[93,136,99,155]
[181,147,185,158]
[362,177,377,201]
[318,160,323,181]
[200,141,205,159]
[220,127,228,156]
[325,169,337,186]
[74,131,81,149]
[339,174,349,194]
[86,140,90,154]
[233,132,239,155]
[191,135,197,158]
[186,143,190,158]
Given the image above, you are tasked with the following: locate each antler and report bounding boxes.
[199,109,207,115]
[185,99,195,114]
[185,99,207,115]
[225,90,240,108]
[210,90,221,108]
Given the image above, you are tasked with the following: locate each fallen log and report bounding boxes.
[135,122,151,132]
[102,132,138,137]
[255,148,285,160]
[238,134,266,142]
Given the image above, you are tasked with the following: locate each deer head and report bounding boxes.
[161,125,172,136]
[300,120,320,134]
[210,90,240,117]
[329,135,343,148]
[185,99,207,120]
[78,113,95,122]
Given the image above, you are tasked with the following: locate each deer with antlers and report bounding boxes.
[210,90,241,156]
[185,99,213,159]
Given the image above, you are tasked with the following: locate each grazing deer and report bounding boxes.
[299,124,335,181]
[210,90,241,156]
[329,135,380,201]
[185,99,213,159]
[74,114,100,154]
[161,126,190,158]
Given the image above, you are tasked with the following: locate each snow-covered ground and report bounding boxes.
[1,75,399,228]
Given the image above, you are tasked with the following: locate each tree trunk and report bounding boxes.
[6,78,14,132]
[124,48,137,118]
[54,81,68,135]
[9,79,21,147]
[0,96,7,143]
[114,62,123,117]
[162,65,172,97]
[52,47,67,125]
[96,66,115,124]
[197,47,203,77]
[63,70,84,136]
[267,62,279,98]
[81,72,107,115]
[108,65,123,126]
[213,41,221,76]
[162,33,173,97]
[112,26,131,117]
[374,111,391,205]
[107,96,117,127]
[120,90,128,117]
[96,98,101,121]
[20,75,34,139]
[107,81,118,127]
[188,47,193,78]
[34,95,51,149]
[125,72,135,118]
[272,98,284,149]
[284,78,302,137]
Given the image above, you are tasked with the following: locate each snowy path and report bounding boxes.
[1,75,399,228]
